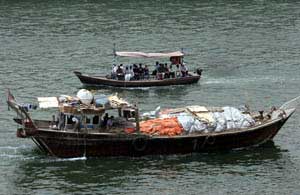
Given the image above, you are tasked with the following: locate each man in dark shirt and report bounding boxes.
[164,63,169,78]
[138,63,144,80]
[144,65,149,79]
[133,64,139,80]
[102,113,109,127]
[116,65,124,80]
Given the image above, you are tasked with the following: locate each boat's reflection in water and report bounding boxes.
[12,141,290,193]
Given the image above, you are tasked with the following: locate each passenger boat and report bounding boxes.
[6,89,299,158]
[74,51,202,88]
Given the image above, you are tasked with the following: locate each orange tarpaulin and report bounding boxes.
[140,117,183,136]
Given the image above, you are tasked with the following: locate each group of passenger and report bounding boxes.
[111,61,188,81]
[152,61,188,80]
[111,64,150,81]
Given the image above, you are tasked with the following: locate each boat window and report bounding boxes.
[93,115,99,124]
[86,117,91,124]
[67,115,74,124]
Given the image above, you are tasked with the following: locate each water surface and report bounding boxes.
[1,0,300,194]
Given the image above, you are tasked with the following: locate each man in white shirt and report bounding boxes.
[180,63,188,77]
[111,64,117,79]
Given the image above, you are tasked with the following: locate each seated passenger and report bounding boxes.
[158,63,164,73]
[175,64,181,77]
[111,64,117,79]
[120,64,125,73]
[106,116,114,130]
[125,66,130,74]
[133,64,139,80]
[144,65,149,79]
[116,65,124,80]
[169,65,175,78]
[124,66,131,81]
[180,63,188,77]
[129,65,134,80]
[152,61,159,75]
[155,61,159,71]
[164,63,170,79]
[157,64,165,80]
[138,63,144,80]
[116,65,123,74]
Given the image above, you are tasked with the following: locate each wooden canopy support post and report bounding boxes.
[118,108,122,117]
[135,106,140,132]
[81,111,87,133]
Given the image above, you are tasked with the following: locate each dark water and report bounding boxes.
[1,0,300,194]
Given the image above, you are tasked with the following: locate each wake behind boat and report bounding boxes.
[74,51,202,88]
[6,89,300,158]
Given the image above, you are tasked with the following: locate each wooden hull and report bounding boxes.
[74,71,200,87]
[27,117,289,158]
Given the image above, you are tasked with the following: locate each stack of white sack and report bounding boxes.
[176,113,211,133]
[171,107,255,133]
[212,107,255,132]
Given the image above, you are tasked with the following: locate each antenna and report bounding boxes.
[113,43,117,66]
[113,43,116,57]
[181,48,184,64]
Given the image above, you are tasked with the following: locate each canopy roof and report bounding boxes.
[37,97,59,109]
[115,51,184,58]
[37,94,131,113]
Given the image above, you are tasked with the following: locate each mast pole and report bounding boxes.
[181,47,184,64]
[135,104,140,133]
[113,43,116,66]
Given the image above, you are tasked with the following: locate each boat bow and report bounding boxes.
[6,90,37,137]
[271,95,300,121]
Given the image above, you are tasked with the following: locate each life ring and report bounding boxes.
[206,136,215,145]
[132,137,148,152]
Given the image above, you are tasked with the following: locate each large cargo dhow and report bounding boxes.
[7,89,299,158]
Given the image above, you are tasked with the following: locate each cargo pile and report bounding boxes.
[140,105,256,136]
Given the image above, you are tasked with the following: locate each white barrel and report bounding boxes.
[76,89,93,105]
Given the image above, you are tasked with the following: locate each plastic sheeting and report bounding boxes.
[176,113,210,133]
[170,106,255,133]
[212,107,255,132]
[94,95,110,108]
[37,97,59,108]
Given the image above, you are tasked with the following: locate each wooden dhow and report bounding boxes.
[74,51,201,88]
[7,90,299,158]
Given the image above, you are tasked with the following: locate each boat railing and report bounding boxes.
[110,72,195,81]
[279,95,300,111]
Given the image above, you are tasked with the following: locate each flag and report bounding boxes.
[7,89,15,102]
[6,89,15,111]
